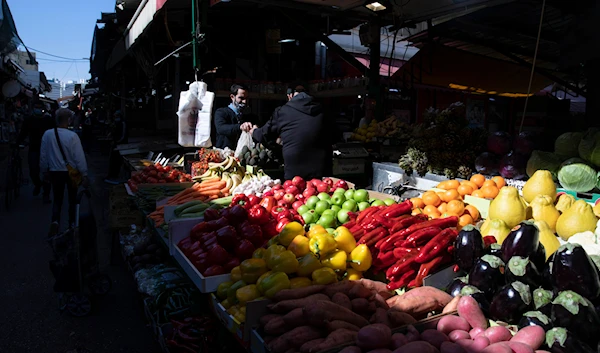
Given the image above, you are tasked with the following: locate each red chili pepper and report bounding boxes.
[483,235,497,247]
[380,216,458,252]
[361,216,380,231]
[414,254,452,287]
[400,227,443,247]
[349,224,363,234]
[387,268,417,291]
[382,200,413,218]
[373,250,396,269]
[386,253,417,279]
[365,228,389,247]
[389,214,412,223]
[392,247,421,259]
[453,264,460,272]
[414,228,459,264]
[358,227,386,245]
[390,214,429,234]
[351,228,365,241]
[343,220,357,230]
[356,206,379,224]
[373,214,394,229]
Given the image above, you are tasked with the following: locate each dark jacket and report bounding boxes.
[253,93,332,180]
[213,107,242,150]
[17,113,55,152]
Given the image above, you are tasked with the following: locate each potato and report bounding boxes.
[357,324,392,350]
[260,314,281,328]
[448,330,470,342]
[264,316,287,335]
[349,283,373,299]
[535,351,551,353]
[402,286,453,306]
[440,341,467,353]
[303,300,370,328]
[326,320,360,332]
[268,326,322,353]
[273,285,325,302]
[437,315,471,335]
[282,308,307,327]
[339,346,362,353]
[268,293,330,313]
[482,326,513,344]
[455,339,474,350]
[314,329,358,352]
[469,327,484,339]
[370,308,391,326]
[481,342,513,353]
[443,295,461,314]
[359,278,391,294]
[421,329,449,349]
[373,292,391,309]
[324,281,357,298]
[388,310,417,328]
[367,350,393,353]
[392,341,439,353]
[405,325,421,342]
[332,292,353,310]
[457,296,488,329]
[510,326,545,350]
[300,338,325,353]
[506,341,535,353]
[352,298,372,313]
[391,333,409,349]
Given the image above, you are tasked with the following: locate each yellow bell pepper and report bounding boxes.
[227,304,240,315]
[236,284,261,305]
[233,310,246,323]
[252,248,266,259]
[290,277,313,289]
[264,244,286,268]
[297,253,323,277]
[278,221,305,247]
[230,266,242,282]
[349,244,372,272]
[309,233,337,257]
[288,235,310,257]
[333,226,357,253]
[312,267,338,285]
[257,271,291,298]
[321,249,347,271]
[256,271,273,288]
[267,235,280,247]
[345,268,363,281]
[307,225,328,239]
[227,280,247,304]
[240,258,268,284]
[221,298,232,309]
[216,281,233,300]
[268,250,299,274]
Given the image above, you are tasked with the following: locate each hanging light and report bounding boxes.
[365,1,387,12]
[278,39,296,43]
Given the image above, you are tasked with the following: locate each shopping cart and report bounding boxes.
[47,189,112,316]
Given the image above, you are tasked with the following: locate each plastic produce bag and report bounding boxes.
[235,131,254,158]
[177,81,215,147]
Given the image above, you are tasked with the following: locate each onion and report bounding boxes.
[475,152,500,175]
[499,152,528,179]
[513,131,537,156]
[487,131,512,156]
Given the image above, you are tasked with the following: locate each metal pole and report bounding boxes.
[192,0,198,77]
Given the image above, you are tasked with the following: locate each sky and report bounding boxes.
[8,0,116,82]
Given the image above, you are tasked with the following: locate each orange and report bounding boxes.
[437,192,447,200]
[423,205,441,219]
[481,185,500,199]
[459,214,475,227]
[464,205,480,221]
[446,180,460,189]
[422,192,441,207]
[410,197,425,209]
[441,212,459,218]
[492,176,506,188]
[471,189,484,198]
[457,184,474,196]
[437,181,450,190]
[447,200,465,215]
[461,180,479,191]
[470,174,486,188]
[438,202,448,213]
[442,189,460,202]
[482,180,497,188]
[412,207,424,216]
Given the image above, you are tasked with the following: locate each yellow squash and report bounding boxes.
[488,186,527,229]
[522,170,557,203]
[530,195,560,232]
[533,220,561,259]
[480,218,512,244]
[556,199,598,240]
[555,193,575,214]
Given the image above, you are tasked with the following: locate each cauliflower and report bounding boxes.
[567,230,600,256]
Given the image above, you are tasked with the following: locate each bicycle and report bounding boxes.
[5,145,24,210]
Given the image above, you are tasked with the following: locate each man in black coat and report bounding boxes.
[213,84,253,149]
[251,85,332,180]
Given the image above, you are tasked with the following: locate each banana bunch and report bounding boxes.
[241,169,267,183]
[192,155,248,190]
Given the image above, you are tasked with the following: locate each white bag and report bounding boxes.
[235,131,254,158]
[177,81,214,147]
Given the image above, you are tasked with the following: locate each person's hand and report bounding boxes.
[240,122,253,132]
[81,176,90,188]
[249,125,258,135]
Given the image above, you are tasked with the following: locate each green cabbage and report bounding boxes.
[578,128,600,167]
[554,132,582,159]
[557,158,598,192]
[526,150,563,180]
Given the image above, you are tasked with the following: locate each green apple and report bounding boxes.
[317,192,331,201]
[317,214,336,228]
[371,200,386,206]
[326,228,335,234]
[344,189,355,200]
[333,188,346,195]
[358,201,370,211]
[337,209,350,223]
[342,199,358,212]
[315,200,331,215]
[331,193,346,206]
[331,205,342,214]
[305,196,319,209]
[383,198,397,206]
[321,209,336,218]
[302,210,316,224]
[353,189,369,203]
[297,205,309,215]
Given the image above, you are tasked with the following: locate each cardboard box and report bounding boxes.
[368,190,400,202]
[463,195,492,219]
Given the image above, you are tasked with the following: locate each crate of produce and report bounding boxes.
[172,243,231,293]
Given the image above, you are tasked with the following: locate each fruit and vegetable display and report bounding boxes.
[127,164,192,192]
[475,130,537,180]
[169,199,227,220]
[350,116,411,142]
[190,148,226,178]
[232,173,280,198]
[238,144,281,169]
[132,184,189,214]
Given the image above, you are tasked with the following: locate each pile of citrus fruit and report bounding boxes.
[409,174,506,229]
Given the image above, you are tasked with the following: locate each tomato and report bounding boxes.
[148,170,158,177]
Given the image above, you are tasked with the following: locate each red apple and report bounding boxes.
[289,208,299,216]
[295,194,305,202]
[334,179,349,190]
[292,201,304,211]
[316,182,330,193]
[272,184,282,191]
[263,190,274,197]
[303,187,316,198]
[310,178,321,187]
[292,176,306,190]
[323,177,334,188]
[283,180,293,189]
[285,185,299,196]
[277,199,288,207]
[283,193,295,205]
[274,189,286,200]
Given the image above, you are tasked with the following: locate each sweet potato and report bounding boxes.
[469,327,484,339]
[324,281,357,298]
[506,342,534,353]
[437,315,471,335]
[272,284,325,302]
[481,342,513,353]
[313,329,358,352]
[386,295,441,319]
[300,338,325,353]
[332,292,352,310]
[303,300,370,328]
[392,341,438,353]
[442,295,461,314]
[457,296,488,329]
[267,326,323,353]
[357,324,392,350]
[388,310,417,328]
[264,316,287,335]
[370,308,391,326]
[339,346,362,353]
[421,329,449,349]
[373,292,391,309]
[448,330,470,342]
[268,293,330,313]
[326,320,360,332]
[510,325,545,350]
[351,298,373,314]
[260,314,282,328]
[349,283,373,299]
[482,326,513,344]
[401,286,453,307]
[391,333,409,349]
[440,341,467,353]
[282,308,307,327]
[360,278,392,294]
[367,349,393,353]
[405,325,421,342]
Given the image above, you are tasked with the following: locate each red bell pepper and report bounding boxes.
[224,257,240,271]
[190,222,212,240]
[248,205,270,225]
[215,225,239,251]
[185,240,202,257]
[203,208,220,221]
[247,194,261,207]
[234,239,255,259]
[259,196,276,213]
[192,255,210,273]
[226,205,248,225]
[241,223,264,247]
[271,206,288,220]
[261,218,278,239]
[178,237,192,252]
[205,217,229,231]
[203,265,226,277]
[275,218,291,233]
[207,244,230,265]
[231,194,250,209]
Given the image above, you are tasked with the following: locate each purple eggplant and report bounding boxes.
[531,241,547,270]
[518,310,552,331]
[468,254,505,298]
[500,220,540,264]
[546,327,596,353]
[446,276,468,297]
[460,285,490,314]
[533,288,554,317]
[454,225,485,273]
[551,243,600,301]
[489,281,532,324]
[486,243,502,258]
[505,256,543,288]
[551,290,600,348]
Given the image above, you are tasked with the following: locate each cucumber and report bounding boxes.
[174,200,204,216]
[211,196,233,206]
[180,203,210,215]
[178,212,205,218]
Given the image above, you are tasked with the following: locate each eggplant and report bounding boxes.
[551,243,600,301]
[551,290,600,348]
[500,220,540,263]
[454,225,485,273]
[489,281,532,324]
[486,243,502,258]
[533,288,554,317]
[531,241,547,270]
[518,310,552,331]
[460,285,490,314]
[468,254,506,298]
[446,276,468,297]
[546,327,596,353]
[505,256,543,287]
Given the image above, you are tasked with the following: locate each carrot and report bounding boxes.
[198,189,222,197]
[197,182,226,191]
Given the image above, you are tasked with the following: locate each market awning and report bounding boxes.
[392,44,553,97]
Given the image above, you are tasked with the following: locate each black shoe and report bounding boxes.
[33,186,41,196]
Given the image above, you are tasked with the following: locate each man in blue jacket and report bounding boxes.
[213,84,253,149]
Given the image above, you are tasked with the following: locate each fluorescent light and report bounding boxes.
[278,39,296,43]
[164,94,172,100]
[358,95,362,99]
[366,2,387,11]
